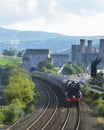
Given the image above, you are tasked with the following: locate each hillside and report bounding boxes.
[0,27,103,58]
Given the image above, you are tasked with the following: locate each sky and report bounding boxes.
[1,0,104,36]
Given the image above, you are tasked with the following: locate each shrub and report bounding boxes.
[0,111,5,124]
[3,103,23,124]
[81,85,90,96]
[101,93,104,100]
[94,100,104,116]
[93,92,101,100]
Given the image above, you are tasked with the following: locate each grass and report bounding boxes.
[84,97,93,103]
[97,117,104,127]
[0,56,22,66]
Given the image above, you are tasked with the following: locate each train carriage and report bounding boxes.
[32,71,82,106]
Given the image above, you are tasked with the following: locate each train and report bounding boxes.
[32,71,82,105]
[65,80,82,104]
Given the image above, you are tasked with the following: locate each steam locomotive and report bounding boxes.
[65,81,82,104]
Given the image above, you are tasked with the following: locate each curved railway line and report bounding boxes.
[60,106,80,130]
[6,77,81,130]
[6,79,50,130]
[26,80,59,130]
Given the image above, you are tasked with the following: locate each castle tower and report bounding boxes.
[87,40,93,53]
[80,39,85,53]
[72,45,77,64]
[100,39,104,47]
[99,39,104,60]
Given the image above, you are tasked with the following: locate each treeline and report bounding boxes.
[62,64,85,75]
[0,67,35,124]
[2,48,24,57]
[38,60,85,75]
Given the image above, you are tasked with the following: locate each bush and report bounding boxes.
[84,97,93,105]
[81,85,90,96]
[101,93,104,100]
[3,103,23,124]
[93,92,101,100]
[0,111,5,124]
[3,67,35,106]
[62,64,85,75]
[96,100,104,116]
[38,60,55,71]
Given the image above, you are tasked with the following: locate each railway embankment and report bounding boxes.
[81,84,104,128]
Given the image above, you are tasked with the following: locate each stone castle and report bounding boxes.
[22,39,104,71]
[72,39,104,68]
[22,49,69,71]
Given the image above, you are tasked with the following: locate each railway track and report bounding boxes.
[26,80,59,130]
[35,79,81,130]
[65,105,80,130]
[6,78,81,130]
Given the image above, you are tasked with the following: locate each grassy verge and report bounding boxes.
[97,117,104,127]
[0,56,22,66]
[81,84,104,127]
[84,97,104,126]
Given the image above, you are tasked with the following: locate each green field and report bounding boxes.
[0,56,22,66]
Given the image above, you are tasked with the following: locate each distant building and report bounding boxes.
[22,49,51,71]
[72,39,104,68]
[52,54,69,67]
[22,49,69,71]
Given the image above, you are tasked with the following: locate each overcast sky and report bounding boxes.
[1,0,104,36]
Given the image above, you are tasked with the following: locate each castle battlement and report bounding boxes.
[25,49,51,54]
[72,39,104,67]
[22,49,69,71]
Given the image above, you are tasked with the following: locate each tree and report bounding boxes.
[2,48,16,56]
[62,64,85,75]
[17,50,24,57]
[38,60,55,72]
[0,66,13,85]
[0,67,35,124]
[62,65,76,75]
[72,64,85,74]
[3,67,35,106]
[0,66,29,85]
[62,65,72,75]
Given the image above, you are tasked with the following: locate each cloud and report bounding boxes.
[0,0,104,25]
[0,0,42,24]
[0,0,104,35]
[0,0,29,25]
[55,0,104,15]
